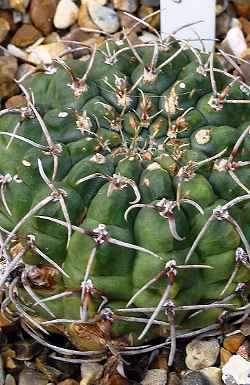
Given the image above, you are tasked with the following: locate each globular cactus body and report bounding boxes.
[1,34,250,361]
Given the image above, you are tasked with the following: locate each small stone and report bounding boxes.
[88,3,120,33]
[5,95,26,109]
[9,0,29,13]
[233,1,250,19]
[4,374,16,385]
[138,5,160,28]
[222,355,250,385]
[80,362,103,385]
[140,0,159,6]
[57,380,79,385]
[185,339,220,371]
[0,18,10,44]
[220,348,232,367]
[239,17,250,35]
[221,26,247,57]
[139,31,158,43]
[30,0,57,35]
[0,56,17,83]
[27,42,68,64]
[237,339,250,361]
[200,367,222,385]
[142,369,167,385]
[0,10,15,31]
[19,369,49,385]
[11,24,41,48]
[78,4,97,29]
[181,371,208,385]
[112,0,138,13]
[241,318,250,336]
[54,0,79,29]
[223,333,245,353]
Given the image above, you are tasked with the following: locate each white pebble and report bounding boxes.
[54,0,79,29]
[27,42,67,64]
[221,26,247,58]
[87,3,120,33]
[222,355,250,385]
[185,339,220,370]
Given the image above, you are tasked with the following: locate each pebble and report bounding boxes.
[57,380,79,385]
[54,0,79,29]
[80,362,103,385]
[233,1,250,19]
[30,0,57,35]
[0,313,13,328]
[139,31,158,43]
[19,369,49,385]
[223,333,245,353]
[222,355,250,385]
[0,55,17,83]
[112,0,138,13]
[200,367,222,385]
[4,374,16,385]
[181,371,208,385]
[220,348,232,367]
[241,318,250,336]
[5,94,26,109]
[221,26,248,57]
[87,3,120,33]
[27,42,67,64]
[9,0,29,13]
[0,18,10,44]
[11,24,41,48]
[142,369,168,385]
[237,339,250,361]
[78,4,98,29]
[239,17,250,35]
[185,339,220,371]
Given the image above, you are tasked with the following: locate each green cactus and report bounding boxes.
[1,34,250,364]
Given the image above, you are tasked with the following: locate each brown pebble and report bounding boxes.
[11,24,42,48]
[220,347,232,367]
[30,0,57,35]
[57,379,79,385]
[223,333,245,353]
[9,0,26,13]
[78,4,98,29]
[118,11,142,33]
[0,56,18,82]
[137,5,159,28]
[233,2,250,19]
[240,17,250,35]
[5,95,26,109]
[0,17,10,44]
[0,10,15,32]
[150,354,168,370]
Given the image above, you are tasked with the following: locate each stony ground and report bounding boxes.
[1,0,250,384]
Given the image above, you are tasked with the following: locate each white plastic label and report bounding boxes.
[161,0,216,52]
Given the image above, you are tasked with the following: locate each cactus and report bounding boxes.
[1,29,250,364]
